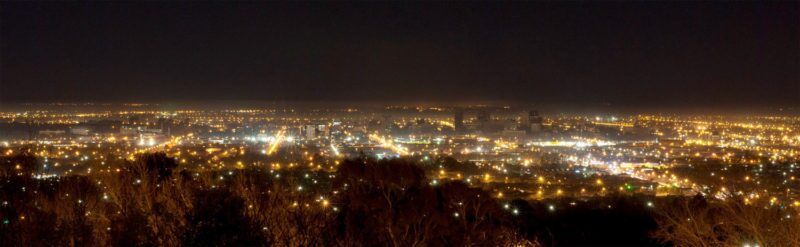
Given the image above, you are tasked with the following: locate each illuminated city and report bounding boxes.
[3,105,800,202]
[1,2,798,246]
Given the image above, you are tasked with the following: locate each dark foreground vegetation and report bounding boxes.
[2,151,798,246]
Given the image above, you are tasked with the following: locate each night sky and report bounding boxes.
[1,2,798,106]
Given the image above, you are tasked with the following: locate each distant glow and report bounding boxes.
[369,134,409,155]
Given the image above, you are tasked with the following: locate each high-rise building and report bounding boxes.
[477,110,490,124]
[305,125,317,140]
[382,115,393,133]
[528,110,543,133]
[477,110,491,132]
[318,124,329,138]
[454,110,464,133]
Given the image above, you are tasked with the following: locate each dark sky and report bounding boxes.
[1,2,798,106]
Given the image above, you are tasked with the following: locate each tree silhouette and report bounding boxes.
[653,195,800,246]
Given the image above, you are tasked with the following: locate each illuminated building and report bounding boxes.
[528,110,543,133]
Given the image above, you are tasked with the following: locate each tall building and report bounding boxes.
[305,125,317,140]
[477,110,491,132]
[454,110,464,133]
[477,110,490,124]
[528,110,543,133]
[382,115,393,133]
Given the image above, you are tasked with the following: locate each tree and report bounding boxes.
[652,195,800,246]
[0,150,38,177]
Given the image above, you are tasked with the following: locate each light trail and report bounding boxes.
[266,129,286,155]
[330,143,341,156]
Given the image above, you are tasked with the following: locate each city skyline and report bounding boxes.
[1,2,799,246]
